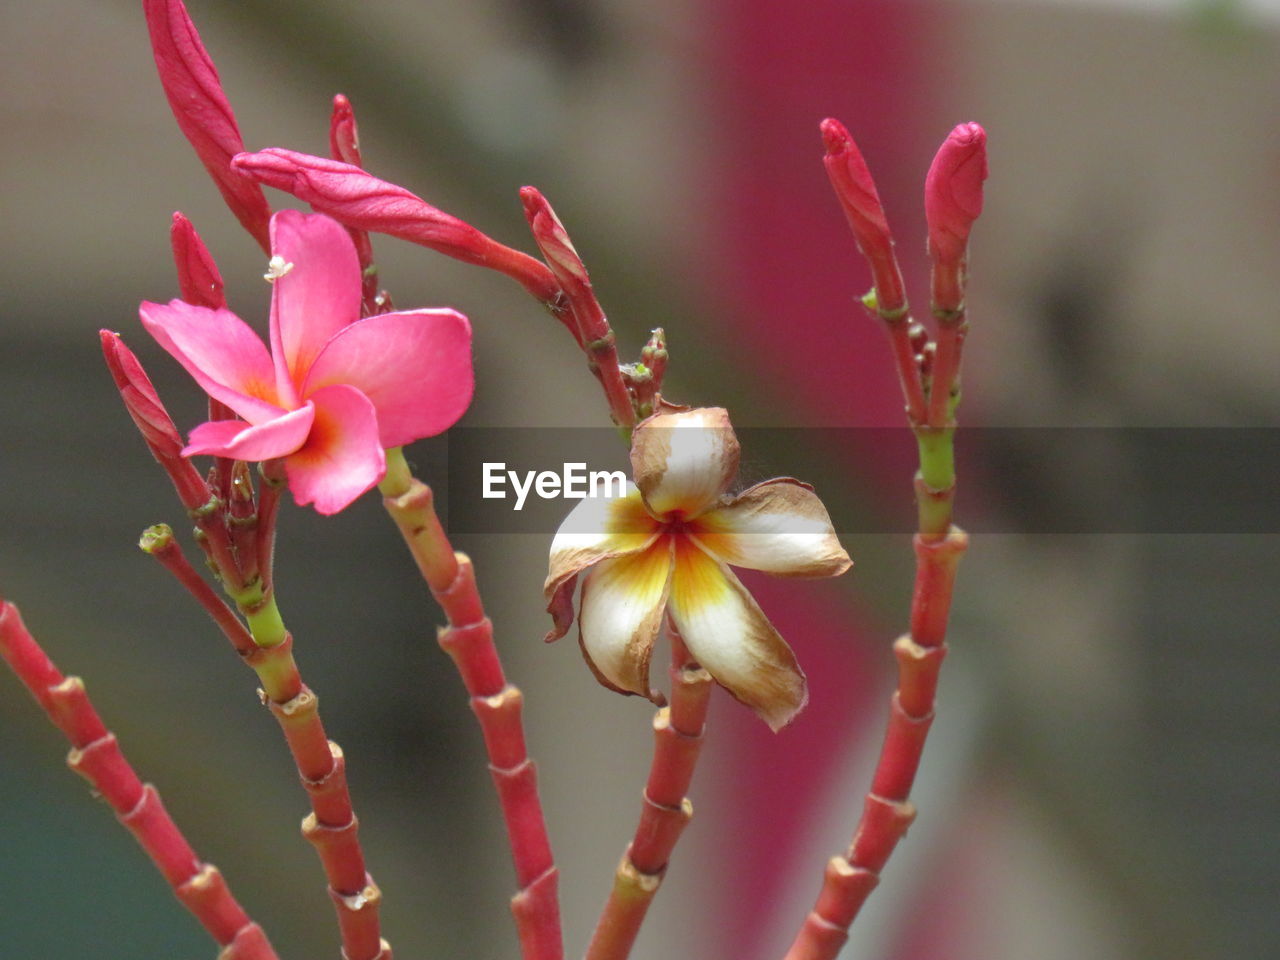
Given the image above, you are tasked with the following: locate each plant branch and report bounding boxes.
[237,634,390,960]
[0,600,279,960]
[583,626,712,960]
[379,447,562,960]
[144,532,387,959]
[783,120,982,960]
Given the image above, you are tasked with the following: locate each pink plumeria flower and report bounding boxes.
[140,210,473,515]
[545,407,851,730]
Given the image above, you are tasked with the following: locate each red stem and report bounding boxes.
[520,187,636,427]
[255,459,286,597]
[239,637,389,960]
[786,127,982,954]
[783,526,967,960]
[145,525,386,960]
[583,628,712,960]
[0,601,279,960]
[141,524,256,656]
[380,467,562,960]
[925,310,967,429]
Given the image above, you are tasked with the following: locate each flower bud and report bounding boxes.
[520,186,588,286]
[329,94,363,168]
[233,148,562,307]
[100,330,209,509]
[143,0,271,251]
[821,117,905,315]
[234,149,489,262]
[169,212,225,308]
[327,96,377,309]
[924,122,987,312]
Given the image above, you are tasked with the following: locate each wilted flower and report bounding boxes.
[141,210,473,514]
[545,407,851,730]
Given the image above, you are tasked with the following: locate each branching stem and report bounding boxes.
[379,446,563,960]
[0,601,279,960]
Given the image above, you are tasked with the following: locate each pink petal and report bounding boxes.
[184,406,315,461]
[139,299,283,423]
[304,308,474,448]
[282,383,385,515]
[268,211,362,399]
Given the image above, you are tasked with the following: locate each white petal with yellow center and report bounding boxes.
[544,483,661,641]
[631,407,740,520]
[578,538,674,700]
[667,538,807,730]
[690,478,852,578]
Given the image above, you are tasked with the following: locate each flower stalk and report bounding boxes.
[820,118,926,425]
[141,524,388,960]
[783,120,985,960]
[0,600,279,960]
[583,626,711,960]
[378,446,562,960]
[520,187,636,429]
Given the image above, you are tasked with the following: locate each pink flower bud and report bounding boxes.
[329,94,363,168]
[143,0,271,251]
[169,212,225,309]
[327,96,377,309]
[821,118,891,242]
[100,330,209,509]
[924,122,987,310]
[233,148,561,305]
[821,118,905,315]
[520,186,588,285]
[234,149,485,260]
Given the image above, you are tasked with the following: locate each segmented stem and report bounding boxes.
[583,627,712,960]
[0,601,279,960]
[379,447,562,960]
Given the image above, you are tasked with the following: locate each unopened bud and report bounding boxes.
[520,186,588,285]
[328,96,379,308]
[100,331,209,509]
[925,122,988,312]
[234,148,563,310]
[642,328,668,392]
[234,149,491,266]
[170,212,225,308]
[329,94,363,168]
[821,117,905,314]
[143,0,271,251]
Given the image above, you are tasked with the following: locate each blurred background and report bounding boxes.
[2,0,1278,958]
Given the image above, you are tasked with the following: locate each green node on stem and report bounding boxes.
[914,426,955,492]
[230,580,286,648]
[379,446,413,500]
